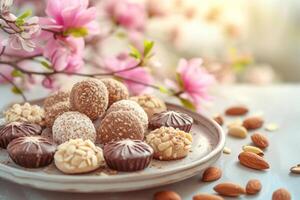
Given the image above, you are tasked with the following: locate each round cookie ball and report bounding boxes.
[70,79,108,120]
[107,100,148,131]
[97,111,144,145]
[45,101,70,127]
[52,111,96,144]
[146,127,193,161]
[130,94,167,118]
[101,78,129,106]
[54,139,105,174]
[44,90,70,111]
[7,136,56,168]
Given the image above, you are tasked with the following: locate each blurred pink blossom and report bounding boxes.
[103,53,153,95]
[41,0,98,35]
[105,0,146,31]
[0,64,13,83]
[176,58,215,111]
[43,36,84,72]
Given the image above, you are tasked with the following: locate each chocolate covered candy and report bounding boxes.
[7,136,56,168]
[149,111,193,132]
[104,139,153,172]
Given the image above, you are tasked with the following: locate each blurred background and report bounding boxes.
[11,0,300,84]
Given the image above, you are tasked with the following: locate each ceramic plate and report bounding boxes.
[0,102,225,192]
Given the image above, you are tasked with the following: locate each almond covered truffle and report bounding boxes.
[54,139,105,174]
[97,111,144,145]
[44,90,70,111]
[52,111,96,144]
[70,79,108,120]
[146,127,192,161]
[107,100,148,131]
[130,94,167,118]
[45,101,70,127]
[101,78,129,106]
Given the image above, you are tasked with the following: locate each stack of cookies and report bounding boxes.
[0,78,195,174]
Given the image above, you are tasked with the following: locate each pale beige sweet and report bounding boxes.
[70,79,108,120]
[4,103,45,125]
[101,78,129,106]
[146,127,193,160]
[146,127,192,161]
[43,90,70,111]
[54,139,105,174]
[45,101,70,127]
[52,111,96,144]
[106,100,148,131]
[97,111,144,145]
[130,94,167,118]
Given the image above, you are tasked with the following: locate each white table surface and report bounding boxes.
[0,84,299,200]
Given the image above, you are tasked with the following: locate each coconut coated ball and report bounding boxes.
[101,78,129,106]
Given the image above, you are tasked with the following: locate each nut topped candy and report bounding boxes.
[146,127,193,161]
[7,136,56,168]
[101,78,129,106]
[54,139,105,174]
[4,103,45,126]
[45,101,70,127]
[149,111,193,132]
[0,122,42,148]
[70,79,108,120]
[52,111,96,144]
[104,139,153,172]
[107,100,148,131]
[44,90,70,111]
[130,94,167,118]
[97,111,144,145]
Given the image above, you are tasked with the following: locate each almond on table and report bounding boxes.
[251,133,269,149]
[272,188,291,200]
[201,167,222,182]
[225,106,249,116]
[213,182,246,197]
[238,152,270,170]
[154,190,181,200]
[243,116,264,130]
[228,125,248,138]
[193,194,224,200]
[246,179,262,195]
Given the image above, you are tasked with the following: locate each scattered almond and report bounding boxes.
[202,167,222,182]
[272,188,291,200]
[251,133,269,149]
[225,106,249,116]
[228,125,247,138]
[243,117,264,130]
[213,182,246,197]
[223,146,231,154]
[265,123,279,132]
[154,190,181,200]
[193,194,224,200]
[213,115,224,126]
[238,152,270,170]
[290,165,300,174]
[242,145,264,156]
[226,119,242,128]
[246,179,262,195]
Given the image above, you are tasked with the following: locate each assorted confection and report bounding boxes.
[0,78,194,175]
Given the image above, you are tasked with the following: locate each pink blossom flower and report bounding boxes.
[105,0,146,31]
[176,58,215,111]
[0,64,13,83]
[0,0,13,13]
[103,53,153,95]
[42,0,98,35]
[43,36,84,72]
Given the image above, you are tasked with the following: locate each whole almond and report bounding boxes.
[243,117,264,130]
[238,152,270,170]
[193,194,224,200]
[272,188,291,200]
[213,182,246,197]
[251,133,269,149]
[228,125,247,138]
[246,179,262,195]
[225,106,249,116]
[213,115,224,126]
[154,191,181,200]
[242,145,264,156]
[202,167,222,182]
[290,165,300,174]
